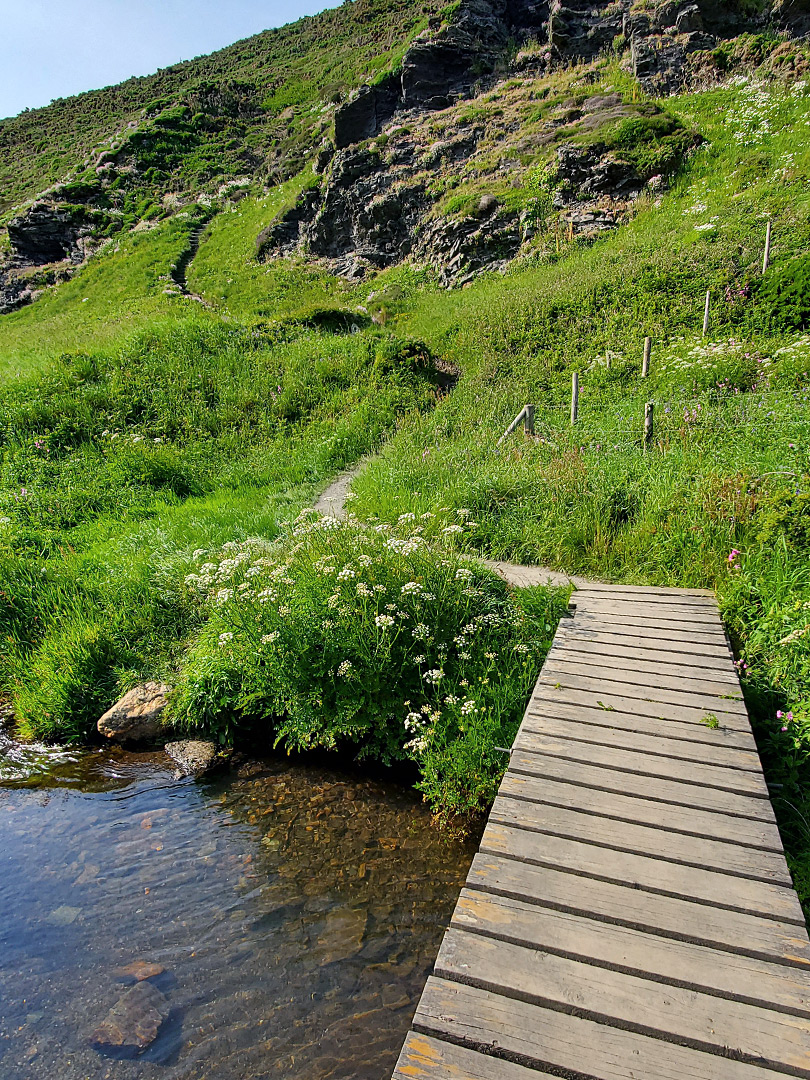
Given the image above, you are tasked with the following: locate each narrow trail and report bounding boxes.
[313,465,592,590]
[169,223,213,307]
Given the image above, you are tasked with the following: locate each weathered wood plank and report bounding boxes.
[467,854,810,966]
[520,713,761,771]
[573,611,729,640]
[577,583,715,599]
[415,978,791,1080]
[452,891,810,1016]
[574,597,722,623]
[393,1033,551,1080]
[521,697,758,749]
[513,731,769,798]
[489,794,791,884]
[480,821,804,922]
[556,628,736,669]
[542,650,744,700]
[538,664,748,717]
[498,773,783,852]
[530,683,751,729]
[509,749,776,822]
[552,637,740,678]
[434,930,810,1074]
[563,626,733,658]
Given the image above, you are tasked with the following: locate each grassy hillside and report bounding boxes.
[0,0,448,218]
[2,17,810,899]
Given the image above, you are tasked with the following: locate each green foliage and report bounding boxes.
[172,513,567,820]
[757,254,810,331]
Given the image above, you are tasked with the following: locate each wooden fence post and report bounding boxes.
[525,403,536,436]
[644,401,654,448]
[702,290,710,337]
[763,221,772,274]
[642,336,651,378]
[571,372,579,425]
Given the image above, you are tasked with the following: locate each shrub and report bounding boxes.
[172,510,568,822]
[757,254,810,331]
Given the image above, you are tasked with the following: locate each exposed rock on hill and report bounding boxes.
[1,0,806,307]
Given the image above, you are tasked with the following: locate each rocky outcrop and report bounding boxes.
[97,683,172,743]
[7,201,107,266]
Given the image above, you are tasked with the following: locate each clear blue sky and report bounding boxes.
[2,1,341,120]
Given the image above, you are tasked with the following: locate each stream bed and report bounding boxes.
[0,741,478,1079]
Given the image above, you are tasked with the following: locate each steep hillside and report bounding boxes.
[2,0,810,897]
[4,0,809,315]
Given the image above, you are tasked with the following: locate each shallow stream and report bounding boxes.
[0,740,477,1079]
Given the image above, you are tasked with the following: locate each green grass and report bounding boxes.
[4,51,810,862]
[0,214,209,380]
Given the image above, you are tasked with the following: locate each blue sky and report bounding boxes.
[2,1,340,120]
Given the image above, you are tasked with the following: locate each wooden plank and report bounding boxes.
[480,822,804,922]
[468,854,810,966]
[452,891,810,1017]
[520,713,761,772]
[513,732,769,799]
[530,684,751,729]
[489,795,792,885]
[520,697,758,749]
[393,1032,551,1080]
[573,612,728,641]
[415,978,792,1080]
[552,638,739,678]
[556,630,736,671]
[576,582,715,599]
[542,649,744,699]
[434,930,810,1074]
[574,597,722,623]
[539,664,748,717]
[563,626,732,658]
[509,749,776,822]
[498,773,783,852]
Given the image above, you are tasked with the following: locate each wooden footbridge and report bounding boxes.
[394,583,810,1080]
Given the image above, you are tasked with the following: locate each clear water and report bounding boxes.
[0,742,477,1079]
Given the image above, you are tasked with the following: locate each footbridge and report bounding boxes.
[394,583,810,1080]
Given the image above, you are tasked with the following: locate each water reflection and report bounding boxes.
[0,745,477,1078]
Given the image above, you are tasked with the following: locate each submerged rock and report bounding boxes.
[97,683,171,743]
[90,981,169,1055]
[164,739,224,777]
[115,960,165,983]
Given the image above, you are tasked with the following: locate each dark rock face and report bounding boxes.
[7,201,101,266]
[335,76,401,149]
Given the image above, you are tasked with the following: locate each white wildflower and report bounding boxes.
[425,668,444,684]
[261,632,279,644]
[337,660,353,677]
[375,614,395,629]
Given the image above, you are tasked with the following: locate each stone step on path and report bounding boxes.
[392,585,810,1080]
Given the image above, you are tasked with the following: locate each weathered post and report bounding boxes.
[644,401,654,448]
[642,336,651,378]
[524,403,536,437]
[702,290,710,337]
[571,372,579,425]
[763,221,772,274]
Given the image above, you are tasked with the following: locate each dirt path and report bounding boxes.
[312,465,592,589]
